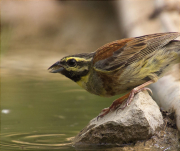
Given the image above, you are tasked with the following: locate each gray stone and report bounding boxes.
[73,91,163,147]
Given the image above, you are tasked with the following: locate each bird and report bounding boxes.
[48,32,180,119]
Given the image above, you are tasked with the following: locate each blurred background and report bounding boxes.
[1,0,180,150]
[1,1,121,79]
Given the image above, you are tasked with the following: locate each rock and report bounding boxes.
[73,91,163,147]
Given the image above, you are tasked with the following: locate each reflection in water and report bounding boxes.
[1,133,73,150]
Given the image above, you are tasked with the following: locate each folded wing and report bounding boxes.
[93,32,180,72]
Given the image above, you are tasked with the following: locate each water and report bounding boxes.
[1,76,116,150]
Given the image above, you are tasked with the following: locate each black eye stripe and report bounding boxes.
[67,60,86,67]
[76,61,84,66]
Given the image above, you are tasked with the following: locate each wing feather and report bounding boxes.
[94,32,180,72]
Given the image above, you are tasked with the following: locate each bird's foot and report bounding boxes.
[116,87,152,111]
[97,93,130,120]
[97,107,111,121]
[97,87,153,120]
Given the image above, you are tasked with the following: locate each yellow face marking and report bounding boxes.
[62,57,92,62]
[76,73,90,90]
[62,57,92,72]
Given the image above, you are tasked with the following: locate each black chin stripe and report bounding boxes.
[61,69,89,82]
[72,70,89,82]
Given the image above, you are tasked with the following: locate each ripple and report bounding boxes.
[1,132,74,150]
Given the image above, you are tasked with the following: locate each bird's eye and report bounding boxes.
[67,59,77,67]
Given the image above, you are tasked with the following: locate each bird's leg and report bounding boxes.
[117,86,152,110]
[97,75,158,120]
[97,92,130,120]
[118,74,158,110]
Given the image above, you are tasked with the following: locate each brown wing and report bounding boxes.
[93,32,180,72]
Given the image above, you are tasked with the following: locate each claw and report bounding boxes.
[97,115,101,121]
[137,87,153,95]
[97,108,111,121]
[146,88,153,95]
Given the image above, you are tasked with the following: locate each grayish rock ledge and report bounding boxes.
[73,91,163,147]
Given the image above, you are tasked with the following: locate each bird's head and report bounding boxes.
[48,53,94,82]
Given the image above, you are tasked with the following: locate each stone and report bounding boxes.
[73,91,163,147]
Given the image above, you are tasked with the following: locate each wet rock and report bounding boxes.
[73,91,163,147]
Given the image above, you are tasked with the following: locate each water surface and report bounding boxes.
[1,76,116,150]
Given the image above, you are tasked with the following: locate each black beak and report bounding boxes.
[48,61,64,73]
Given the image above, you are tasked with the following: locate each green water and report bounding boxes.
[1,76,117,150]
